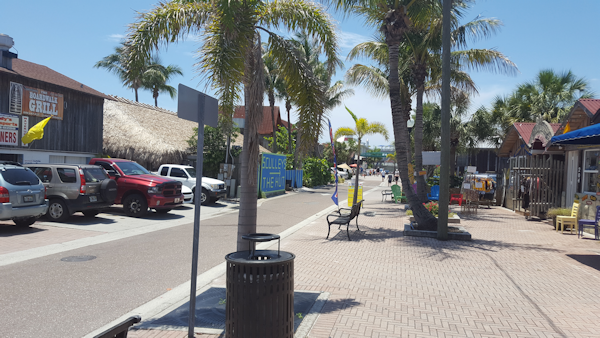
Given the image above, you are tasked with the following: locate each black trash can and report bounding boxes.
[225,233,295,338]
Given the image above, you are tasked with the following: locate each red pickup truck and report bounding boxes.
[89,158,184,217]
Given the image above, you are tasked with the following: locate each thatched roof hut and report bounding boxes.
[103,96,267,170]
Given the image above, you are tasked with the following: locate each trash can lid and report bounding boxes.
[242,233,280,243]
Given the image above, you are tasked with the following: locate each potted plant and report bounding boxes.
[546,207,572,229]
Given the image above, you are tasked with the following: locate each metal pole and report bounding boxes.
[188,95,206,337]
[438,0,451,240]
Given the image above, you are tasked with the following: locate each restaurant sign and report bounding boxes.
[9,82,64,120]
[0,113,20,146]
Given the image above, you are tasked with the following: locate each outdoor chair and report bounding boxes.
[450,193,463,206]
[390,184,406,203]
[578,205,600,240]
[556,202,579,234]
[428,185,440,201]
[326,200,363,240]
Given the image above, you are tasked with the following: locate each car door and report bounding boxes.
[55,167,79,200]
[28,166,54,194]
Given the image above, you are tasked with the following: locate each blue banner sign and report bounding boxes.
[260,153,287,194]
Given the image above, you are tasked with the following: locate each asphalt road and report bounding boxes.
[0,182,372,338]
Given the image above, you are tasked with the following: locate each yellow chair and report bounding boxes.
[556,202,579,234]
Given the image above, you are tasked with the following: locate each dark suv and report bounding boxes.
[0,161,48,226]
[25,164,118,221]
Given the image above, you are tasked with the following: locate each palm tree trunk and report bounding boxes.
[414,83,428,202]
[236,33,264,251]
[134,87,139,102]
[387,42,437,231]
[293,125,302,170]
[286,100,292,155]
[353,139,361,205]
[269,92,277,153]
[154,88,159,107]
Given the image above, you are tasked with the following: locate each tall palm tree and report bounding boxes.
[141,57,183,107]
[126,0,338,250]
[94,42,147,102]
[335,106,389,204]
[262,48,279,153]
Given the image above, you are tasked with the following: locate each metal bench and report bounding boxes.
[381,189,393,201]
[326,200,363,240]
[94,316,141,338]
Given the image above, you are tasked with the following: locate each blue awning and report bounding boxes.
[550,123,600,145]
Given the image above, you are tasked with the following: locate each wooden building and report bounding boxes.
[0,34,107,164]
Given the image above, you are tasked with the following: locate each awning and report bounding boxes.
[550,123,600,146]
[338,163,352,170]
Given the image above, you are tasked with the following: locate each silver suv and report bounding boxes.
[25,164,118,221]
[0,161,48,227]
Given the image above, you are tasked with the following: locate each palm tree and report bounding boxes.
[94,42,147,102]
[335,106,389,204]
[141,57,183,107]
[513,69,593,123]
[126,0,338,250]
[273,76,294,155]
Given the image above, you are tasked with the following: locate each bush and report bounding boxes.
[302,157,331,187]
[546,208,572,218]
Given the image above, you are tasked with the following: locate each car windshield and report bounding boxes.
[84,168,109,183]
[1,168,40,185]
[185,167,197,178]
[116,162,151,175]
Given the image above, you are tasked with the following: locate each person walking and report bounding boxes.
[387,173,393,186]
[394,169,399,185]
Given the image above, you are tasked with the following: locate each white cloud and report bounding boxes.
[107,34,125,42]
[338,31,371,50]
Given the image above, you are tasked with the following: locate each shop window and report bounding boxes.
[582,150,600,193]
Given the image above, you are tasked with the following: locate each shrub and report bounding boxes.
[546,208,572,218]
[302,157,331,187]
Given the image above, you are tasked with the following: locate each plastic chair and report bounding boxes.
[578,205,600,240]
[556,202,579,234]
[390,184,406,203]
[427,185,439,201]
[450,194,463,206]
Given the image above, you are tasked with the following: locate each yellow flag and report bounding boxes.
[22,116,52,144]
[563,122,571,134]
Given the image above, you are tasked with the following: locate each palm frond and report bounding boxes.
[345,64,389,99]
[451,48,518,76]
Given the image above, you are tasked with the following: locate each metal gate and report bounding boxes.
[507,155,564,218]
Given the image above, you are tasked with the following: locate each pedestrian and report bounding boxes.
[387,174,392,186]
[394,169,399,185]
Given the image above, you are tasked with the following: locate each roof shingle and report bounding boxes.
[0,58,108,99]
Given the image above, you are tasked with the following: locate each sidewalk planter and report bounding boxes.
[225,234,295,338]
[404,225,472,241]
[409,214,461,224]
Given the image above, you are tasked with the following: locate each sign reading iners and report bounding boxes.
[0,113,20,146]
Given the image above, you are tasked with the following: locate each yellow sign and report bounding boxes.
[348,186,363,206]
[418,170,427,176]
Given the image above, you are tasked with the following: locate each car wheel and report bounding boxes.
[82,210,100,217]
[47,199,70,222]
[123,194,148,217]
[13,216,37,227]
[200,188,209,205]
[155,209,171,214]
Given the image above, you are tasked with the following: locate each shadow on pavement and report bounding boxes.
[0,223,47,237]
[566,254,600,272]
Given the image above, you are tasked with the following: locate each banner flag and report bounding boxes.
[22,116,51,144]
[328,119,338,206]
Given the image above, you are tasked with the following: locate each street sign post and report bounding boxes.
[177,84,218,337]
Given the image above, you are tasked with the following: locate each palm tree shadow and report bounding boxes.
[319,298,362,314]
[327,226,404,242]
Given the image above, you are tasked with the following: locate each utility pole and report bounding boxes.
[438,0,451,240]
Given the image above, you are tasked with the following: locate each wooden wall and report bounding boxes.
[0,73,104,154]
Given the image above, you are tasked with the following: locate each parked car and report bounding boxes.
[331,167,349,179]
[155,164,226,205]
[25,164,118,221]
[89,158,184,217]
[0,161,48,226]
[182,185,193,204]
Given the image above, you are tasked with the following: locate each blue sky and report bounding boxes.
[2,0,599,147]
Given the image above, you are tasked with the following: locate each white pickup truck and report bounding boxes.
[155,164,227,205]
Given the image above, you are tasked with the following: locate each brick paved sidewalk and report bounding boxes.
[130,186,600,337]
